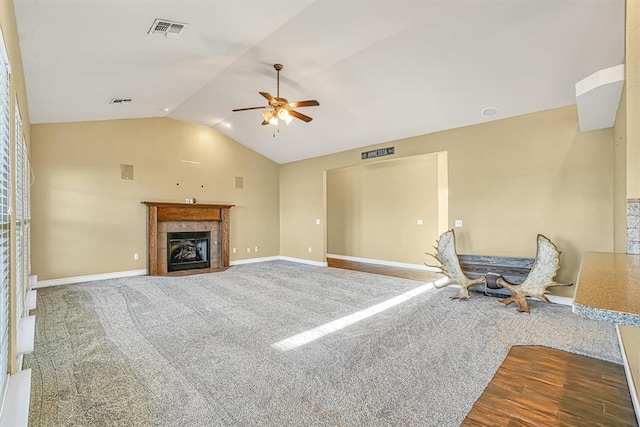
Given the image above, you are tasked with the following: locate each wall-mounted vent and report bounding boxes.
[148,19,188,38]
[110,98,133,105]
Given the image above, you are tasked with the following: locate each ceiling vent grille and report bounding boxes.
[148,19,187,38]
[110,98,133,105]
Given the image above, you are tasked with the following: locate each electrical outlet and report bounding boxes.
[246,248,251,254]
[232,247,236,254]
[254,246,259,252]
[308,246,312,253]
[315,219,320,225]
[417,219,423,225]
[455,219,463,227]
[133,253,139,260]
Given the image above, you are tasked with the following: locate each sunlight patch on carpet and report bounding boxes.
[271,277,448,351]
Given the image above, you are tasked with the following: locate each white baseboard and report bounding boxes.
[617,325,640,426]
[278,256,327,267]
[31,256,328,288]
[34,269,148,288]
[327,253,441,272]
[28,263,579,310]
[230,256,280,266]
[31,256,330,287]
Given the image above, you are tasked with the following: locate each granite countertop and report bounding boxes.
[573,251,640,327]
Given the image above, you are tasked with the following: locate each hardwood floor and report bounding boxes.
[326,257,440,282]
[462,346,637,426]
[327,257,638,427]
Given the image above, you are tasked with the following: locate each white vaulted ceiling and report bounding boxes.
[14,0,624,164]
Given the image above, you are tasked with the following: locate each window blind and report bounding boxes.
[14,101,22,322]
[23,138,29,292]
[0,39,10,396]
[25,142,29,282]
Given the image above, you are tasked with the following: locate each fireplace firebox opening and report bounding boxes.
[167,231,211,272]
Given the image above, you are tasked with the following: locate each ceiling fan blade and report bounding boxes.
[289,109,313,123]
[232,106,268,112]
[261,120,269,126]
[288,100,319,108]
[259,92,275,103]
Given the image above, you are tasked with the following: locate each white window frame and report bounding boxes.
[0,24,10,412]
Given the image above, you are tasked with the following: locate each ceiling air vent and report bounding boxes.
[110,98,133,105]
[148,19,188,38]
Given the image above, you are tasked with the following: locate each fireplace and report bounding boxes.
[142,202,234,276]
[167,231,211,272]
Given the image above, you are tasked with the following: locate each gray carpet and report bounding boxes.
[24,261,622,426]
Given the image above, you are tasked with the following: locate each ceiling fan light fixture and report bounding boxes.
[277,108,290,120]
[232,63,319,126]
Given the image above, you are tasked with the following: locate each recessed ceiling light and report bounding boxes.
[481,107,499,117]
[221,121,232,129]
[161,107,171,112]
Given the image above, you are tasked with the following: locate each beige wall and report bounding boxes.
[31,118,280,280]
[614,83,628,253]
[618,2,640,412]
[280,105,614,297]
[627,0,640,199]
[327,154,440,265]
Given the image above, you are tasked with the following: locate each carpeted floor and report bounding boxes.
[24,261,622,426]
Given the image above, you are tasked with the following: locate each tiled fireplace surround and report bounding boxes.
[142,202,234,275]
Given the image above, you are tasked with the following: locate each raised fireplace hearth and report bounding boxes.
[142,201,234,276]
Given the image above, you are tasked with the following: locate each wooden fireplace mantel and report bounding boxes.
[142,201,235,275]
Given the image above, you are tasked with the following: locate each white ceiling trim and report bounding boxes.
[576,64,624,132]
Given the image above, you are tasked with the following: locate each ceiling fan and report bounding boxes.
[232,63,319,126]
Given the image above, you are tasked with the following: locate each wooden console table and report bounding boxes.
[142,201,234,275]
